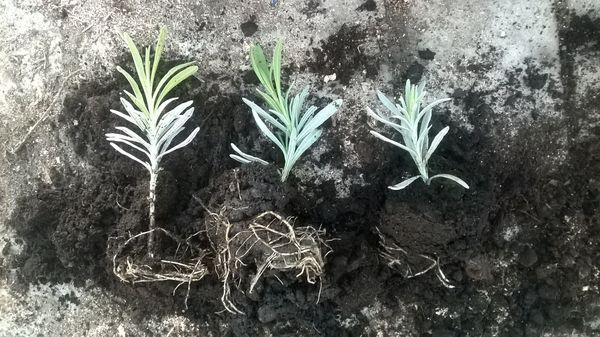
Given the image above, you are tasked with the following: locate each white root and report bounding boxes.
[200,201,330,315]
[376,227,455,289]
[109,227,209,308]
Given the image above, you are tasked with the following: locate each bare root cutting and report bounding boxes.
[376,228,454,289]
[109,227,209,308]
[203,204,330,314]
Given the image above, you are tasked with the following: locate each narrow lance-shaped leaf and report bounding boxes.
[144,47,151,89]
[376,90,400,116]
[425,126,449,163]
[256,89,283,117]
[117,67,148,115]
[159,127,200,159]
[121,32,148,93]
[246,100,285,153]
[230,154,251,164]
[365,107,410,134]
[155,65,198,110]
[250,44,273,93]
[370,130,419,159]
[297,99,341,141]
[109,143,151,172]
[152,62,196,106]
[429,174,470,189]
[242,98,286,132]
[271,40,284,113]
[285,127,298,163]
[150,28,167,86]
[291,129,322,165]
[230,143,269,165]
[156,108,195,147]
[106,135,151,159]
[388,176,420,190]
[298,105,318,130]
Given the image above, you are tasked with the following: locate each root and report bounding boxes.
[109,227,209,308]
[248,212,328,292]
[376,228,454,289]
[200,200,330,314]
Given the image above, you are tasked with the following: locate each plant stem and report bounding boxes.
[148,170,157,259]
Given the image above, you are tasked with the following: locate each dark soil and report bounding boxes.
[240,15,258,37]
[308,24,379,85]
[4,12,600,337]
[356,0,377,12]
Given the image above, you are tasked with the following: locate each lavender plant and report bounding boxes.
[230,41,342,182]
[367,80,469,190]
[106,28,199,257]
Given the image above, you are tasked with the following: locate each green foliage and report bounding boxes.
[106,27,200,173]
[367,80,469,190]
[231,41,342,182]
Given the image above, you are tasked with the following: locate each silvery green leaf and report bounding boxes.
[120,97,148,129]
[151,62,196,106]
[370,130,418,159]
[109,27,199,192]
[156,102,193,134]
[286,127,298,162]
[428,174,469,189]
[291,129,321,165]
[398,98,406,111]
[256,88,282,116]
[390,117,412,133]
[114,126,151,148]
[418,98,451,120]
[297,99,341,142]
[267,109,290,129]
[419,109,432,154]
[230,154,251,164]
[157,107,194,145]
[298,105,317,130]
[156,101,194,135]
[158,127,199,159]
[158,127,182,155]
[250,103,285,153]
[425,126,449,162]
[116,67,147,114]
[417,81,426,97]
[122,90,147,116]
[366,107,410,134]
[388,176,420,190]
[242,98,286,132]
[376,90,400,115]
[289,86,309,126]
[158,125,185,152]
[109,142,151,172]
[230,143,269,165]
[106,135,151,159]
[154,97,178,120]
[110,109,137,125]
[416,125,432,157]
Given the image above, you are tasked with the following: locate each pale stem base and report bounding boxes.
[148,170,157,258]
